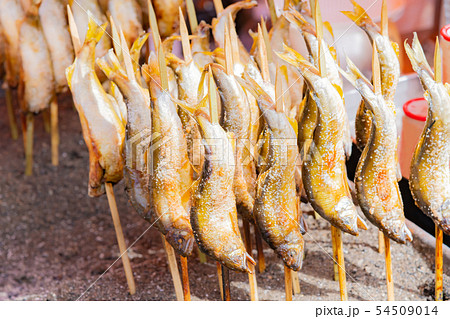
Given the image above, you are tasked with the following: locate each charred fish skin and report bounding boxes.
[343,60,411,244]
[278,48,360,235]
[66,19,125,197]
[191,114,252,273]
[342,1,400,150]
[97,49,152,220]
[210,64,256,222]
[143,56,194,257]
[405,34,450,235]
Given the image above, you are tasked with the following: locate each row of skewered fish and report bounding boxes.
[2,0,450,276]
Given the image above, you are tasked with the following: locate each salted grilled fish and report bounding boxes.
[39,0,74,93]
[191,21,213,69]
[190,107,254,273]
[142,53,194,257]
[70,0,111,58]
[278,46,365,235]
[107,0,143,47]
[343,0,400,151]
[97,46,152,220]
[240,73,304,271]
[167,53,204,177]
[342,58,412,243]
[19,1,54,113]
[210,63,256,222]
[152,0,183,38]
[0,0,25,87]
[405,34,450,235]
[66,18,125,196]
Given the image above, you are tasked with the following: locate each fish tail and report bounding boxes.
[96,49,128,81]
[130,33,149,61]
[276,44,320,81]
[341,0,379,32]
[341,56,372,88]
[404,33,434,79]
[284,9,316,36]
[85,16,107,46]
[65,63,75,90]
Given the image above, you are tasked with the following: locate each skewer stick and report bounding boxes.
[216,262,224,300]
[221,265,231,301]
[179,8,192,64]
[42,109,51,133]
[260,18,273,64]
[331,234,339,281]
[254,227,266,273]
[435,225,443,301]
[180,256,191,301]
[284,265,293,301]
[24,113,34,176]
[331,226,348,300]
[291,270,301,295]
[228,13,241,67]
[161,235,184,301]
[67,5,81,53]
[434,38,444,302]
[212,0,224,14]
[257,24,270,82]
[197,248,207,263]
[380,0,388,37]
[224,24,233,75]
[50,97,59,166]
[185,0,198,32]
[105,183,136,295]
[147,0,161,50]
[5,86,18,140]
[378,231,385,253]
[243,220,258,301]
[275,66,284,113]
[267,0,277,25]
[208,67,219,124]
[384,233,394,300]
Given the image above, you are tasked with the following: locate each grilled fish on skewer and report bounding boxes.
[66,18,125,196]
[190,72,254,273]
[239,72,304,271]
[405,34,450,235]
[210,62,255,222]
[191,21,213,69]
[0,0,25,87]
[342,0,400,151]
[69,0,111,58]
[278,46,365,235]
[107,0,143,47]
[142,53,194,257]
[341,56,411,243]
[19,0,54,113]
[39,0,74,93]
[152,0,184,38]
[97,39,152,220]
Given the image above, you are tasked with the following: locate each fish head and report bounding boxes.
[334,197,359,236]
[277,234,304,271]
[165,226,195,257]
[225,247,253,273]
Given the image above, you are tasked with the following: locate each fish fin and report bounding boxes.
[96,49,128,81]
[357,215,368,230]
[341,0,378,31]
[109,17,122,62]
[404,33,434,78]
[130,32,149,62]
[404,225,413,242]
[323,21,334,39]
[246,253,256,266]
[283,9,316,36]
[239,72,274,108]
[85,16,107,45]
[340,56,372,89]
[65,63,75,90]
[255,169,270,198]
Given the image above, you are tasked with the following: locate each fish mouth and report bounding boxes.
[439,218,450,236]
[165,228,195,257]
[279,246,303,272]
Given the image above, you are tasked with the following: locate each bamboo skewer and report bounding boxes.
[284,265,293,301]
[180,256,191,301]
[254,227,266,273]
[384,233,394,300]
[243,220,258,301]
[185,0,198,32]
[42,109,51,133]
[291,270,301,295]
[161,235,184,301]
[331,226,348,300]
[221,265,231,301]
[331,233,339,281]
[105,183,136,295]
[378,231,385,253]
[24,113,34,176]
[50,97,59,166]
[267,0,277,25]
[216,262,224,300]
[5,86,19,140]
[212,0,224,14]
[433,37,444,302]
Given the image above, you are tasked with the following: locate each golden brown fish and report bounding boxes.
[107,0,143,47]
[152,0,183,38]
[66,18,125,196]
[405,34,450,235]
[278,45,365,235]
[19,0,55,113]
[142,52,194,257]
[341,57,411,243]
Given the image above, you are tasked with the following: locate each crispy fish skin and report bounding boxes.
[190,112,253,273]
[343,60,411,243]
[210,63,256,222]
[279,49,361,235]
[19,9,55,113]
[107,0,143,47]
[0,0,25,87]
[342,1,400,150]
[97,49,152,220]
[405,35,450,236]
[39,0,74,93]
[143,55,194,257]
[247,79,304,271]
[66,19,125,197]
[167,54,204,176]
